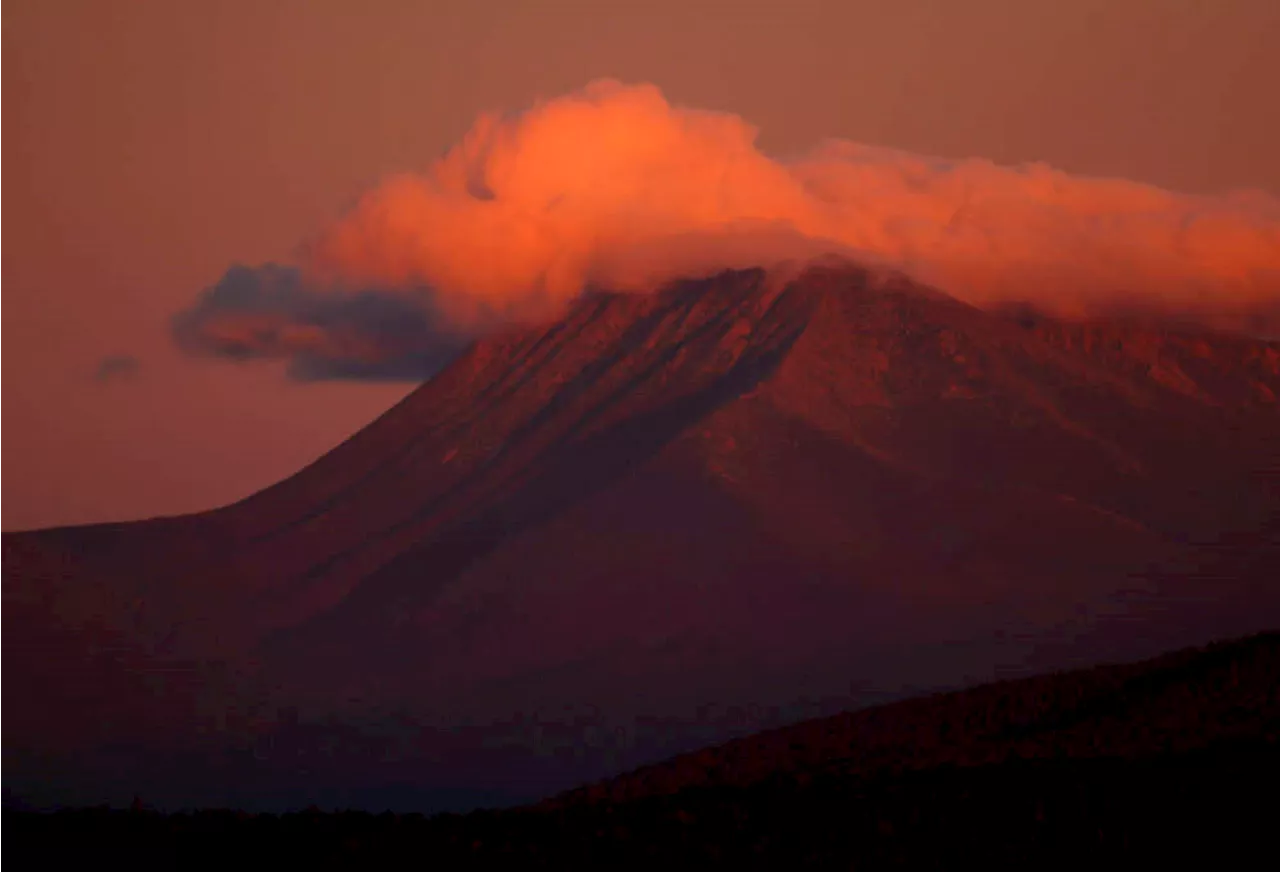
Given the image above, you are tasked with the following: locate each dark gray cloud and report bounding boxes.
[95,354,141,383]
[171,264,475,381]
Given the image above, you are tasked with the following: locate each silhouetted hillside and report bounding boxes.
[7,632,1277,869]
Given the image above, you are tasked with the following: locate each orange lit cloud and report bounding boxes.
[178,80,1280,378]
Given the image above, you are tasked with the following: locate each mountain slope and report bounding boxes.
[5,263,1279,810]
[542,630,1280,808]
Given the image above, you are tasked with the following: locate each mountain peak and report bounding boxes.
[6,262,1279,812]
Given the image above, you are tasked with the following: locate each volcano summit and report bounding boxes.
[5,262,1280,811]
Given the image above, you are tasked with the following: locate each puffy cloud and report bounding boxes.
[176,80,1280,379]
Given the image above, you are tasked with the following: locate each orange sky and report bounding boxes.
[4,0,1279,531]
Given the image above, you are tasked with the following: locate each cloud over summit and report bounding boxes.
[176,80,1280,379]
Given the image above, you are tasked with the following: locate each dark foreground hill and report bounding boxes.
[8,632,1278,869]
[5,262,1280,810]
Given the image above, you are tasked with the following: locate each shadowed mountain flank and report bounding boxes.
[543,631,1280,809]
[5,264,1279,811]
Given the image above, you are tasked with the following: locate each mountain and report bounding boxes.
[300,627,1278,867]
[5,262,1280,811]
[541,630,1280,811]
[8,632,1278,869]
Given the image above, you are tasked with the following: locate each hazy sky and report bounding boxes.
[4,0,1279,531]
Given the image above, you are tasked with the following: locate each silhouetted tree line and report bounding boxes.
[6,632,1277,870]
[7,742,1276,870]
